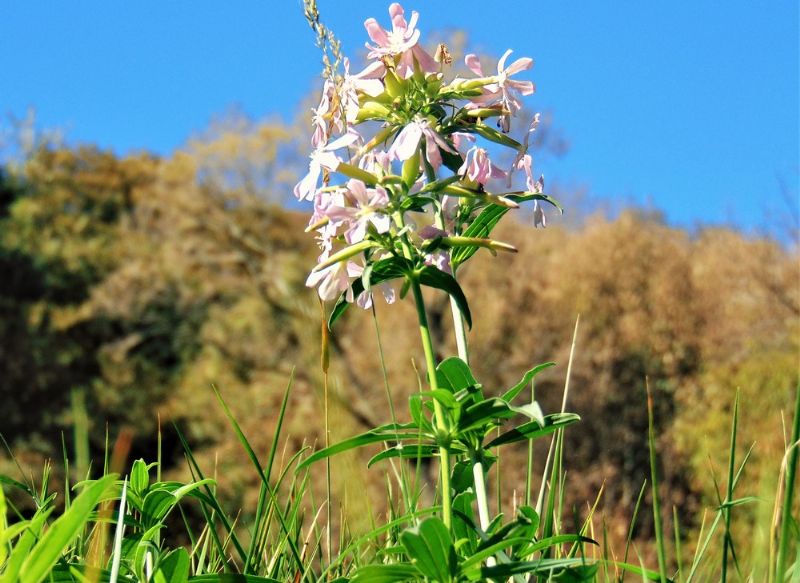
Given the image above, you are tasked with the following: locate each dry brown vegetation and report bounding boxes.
[0,125,797,561]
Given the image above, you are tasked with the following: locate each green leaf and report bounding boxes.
[458,399,515,435]
[48,565,136,583]
[400,517,457,582]
[419,389,459,410]
[298,423,421,470]
[349,563,419,583]
[154,548,190,583]
[0,475,35,498]
[468,123,523,149]
[501,362,556,402]
[141,479,215,525]
[451,194,563,267]
[368,444,439,467]
[419,174,461,194]
[479,557,589,579]
[436,357,478,393]
[611,561,675,582]
[552,563,600,581]
[19,474,116,583]
[487,413,581,448]
[129,459,149,497]
[416,266,472,329]
[189,576,282,583]
[328,256,413,329]
[1,508,50,583]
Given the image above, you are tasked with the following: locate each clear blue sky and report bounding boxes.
[2,1,798,233]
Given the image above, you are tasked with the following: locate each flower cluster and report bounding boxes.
[297,3,557,308]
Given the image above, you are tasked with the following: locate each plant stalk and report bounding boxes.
[775,383,800,580]
[393,207,453,528]
[410,280,453,528]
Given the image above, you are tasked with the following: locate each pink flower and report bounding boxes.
[341,59,385,124]
[507,114,541,188]
[324,179,391,244]
[356,280,397,309]
[294,130,361,201]
[363,3,438,78]
[424,250,451,274]
[418,225,452,274]
[311,79,337,148]
[464,50,535,131]
[306,259,363,301]
[458,146,506,185]
[388,117,455,171]
[512,151,544,196]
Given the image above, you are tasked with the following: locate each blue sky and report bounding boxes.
[2,1,798,234]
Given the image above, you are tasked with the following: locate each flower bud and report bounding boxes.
[356,101,391,121]
[402,147,420,189]
[337,163,379,186]
[312,240,377,273]
[465,108,507,119]
[384,70,404,99]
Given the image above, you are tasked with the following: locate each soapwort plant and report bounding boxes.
[295,3,632,580]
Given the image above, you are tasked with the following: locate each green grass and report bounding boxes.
[0,377,797,582]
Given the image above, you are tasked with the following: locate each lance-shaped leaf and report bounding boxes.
[400,518,458,582]
[436,357,478,393]
[442,184,518,208]
[328,256,413,329]
[487,413,580,448]
[297,422,422,470]
[350,563,419,583]
[417,265,472,329]
[451,192,563,267]
[468,123,523,149]
[368,444,440,468]
[501,362,556,402]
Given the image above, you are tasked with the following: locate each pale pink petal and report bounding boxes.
[294,161,320,201]
[464,54,484,76]
[389,122,423,160]
[378,282,396,304]
[497,49,513,74]
[370,213,391,234]
[389,3,407,28]
[533,200,546,228]
[507,79,535,96]
[411,44,438,74]
[347,179,370,206]
[405,9,419,33]
[356,290,373,309]
[505,56,534,76]
[364,18,389,46]
[424,133,443,169]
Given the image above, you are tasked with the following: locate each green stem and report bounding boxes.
[410,279,453,529]
[775,383,800,580]
[392,208,452,528]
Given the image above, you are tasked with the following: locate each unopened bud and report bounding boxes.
[356,101,390,121]
[466,107,508,119]
[384,70,404,99]
[312,240,377,273]
[337,163,379,186]
[305,215,330,233]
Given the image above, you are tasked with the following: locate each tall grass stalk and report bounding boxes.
[720,389,739,583]
[646,379,668,583]
[774,383,800,581]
